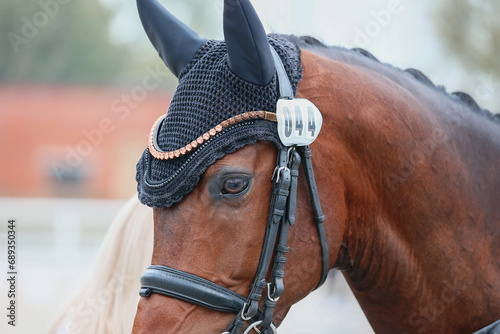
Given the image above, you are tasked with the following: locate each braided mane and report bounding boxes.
[285,35,500,125]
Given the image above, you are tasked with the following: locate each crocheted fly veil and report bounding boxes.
[136,0,302,208]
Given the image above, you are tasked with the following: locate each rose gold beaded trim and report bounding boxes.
[148,111,277,160]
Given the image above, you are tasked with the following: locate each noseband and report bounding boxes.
[139,50,329,334]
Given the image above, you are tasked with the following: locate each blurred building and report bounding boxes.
[0,84,171,199]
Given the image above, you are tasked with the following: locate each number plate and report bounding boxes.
[276,98,323,146]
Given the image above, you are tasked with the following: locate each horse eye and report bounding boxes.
[221,178,249,195]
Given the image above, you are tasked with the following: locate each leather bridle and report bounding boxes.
[138,48,330,334]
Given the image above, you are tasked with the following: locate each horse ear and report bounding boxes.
[224,0,274,85]
[137,0,207,77]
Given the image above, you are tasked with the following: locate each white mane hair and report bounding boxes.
[49,196,153,334]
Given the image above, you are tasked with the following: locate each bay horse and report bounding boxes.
[128,0,500,333]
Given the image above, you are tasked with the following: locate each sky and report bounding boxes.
[99,0,470,103]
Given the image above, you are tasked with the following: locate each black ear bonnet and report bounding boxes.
[135,0,302,208]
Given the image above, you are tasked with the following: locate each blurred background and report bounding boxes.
[0,0,498,333]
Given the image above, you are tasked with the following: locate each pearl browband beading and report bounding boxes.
[148,110,278,160]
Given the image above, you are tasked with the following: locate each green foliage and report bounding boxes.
[436,0,500,76]
[434,0,500,111]
[0,0,132,84]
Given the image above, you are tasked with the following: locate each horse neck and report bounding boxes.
[298,50,500,333]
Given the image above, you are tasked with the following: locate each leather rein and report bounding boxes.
[139,49,330,334]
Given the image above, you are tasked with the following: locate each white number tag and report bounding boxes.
[276,98,323,146]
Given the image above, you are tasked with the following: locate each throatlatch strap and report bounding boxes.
[140,265,246,313]
[298,146,330,289]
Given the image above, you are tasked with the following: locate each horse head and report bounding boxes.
[133,0,340,333]
[132,0,500,333]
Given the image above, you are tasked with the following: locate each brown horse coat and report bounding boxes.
[133,47,500,334]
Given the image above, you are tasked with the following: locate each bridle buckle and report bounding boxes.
[266,282,280,303]
[241,302,253,321]
[271,166,290,183]
[243,321,277,334]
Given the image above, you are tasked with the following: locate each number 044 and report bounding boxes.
[276,98,323,146]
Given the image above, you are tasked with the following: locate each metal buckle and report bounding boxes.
[287,147,296,164]
[243,321,278,334]
[272,166,290,183]
[241,302,253,321]
[266,282,280,302]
